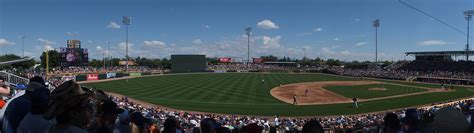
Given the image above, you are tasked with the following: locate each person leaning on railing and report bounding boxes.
[0,77,10,109]
[0,77,11,98]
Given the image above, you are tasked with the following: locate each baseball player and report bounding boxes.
[305,88,309,97]
[293,95,298,105]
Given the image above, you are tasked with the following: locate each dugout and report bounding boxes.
[171,54,207,73]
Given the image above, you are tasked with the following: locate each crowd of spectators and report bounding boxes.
[326,61,474,83]
[0,76,472,133]
[4,66,163,79]
[48,66,163,76]
[326,67,410,80]
[399,60,474,73]
[207,64,295,72]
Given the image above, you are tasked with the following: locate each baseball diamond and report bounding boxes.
[82,73,474,116]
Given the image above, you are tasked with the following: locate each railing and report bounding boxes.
[0,71,29,85]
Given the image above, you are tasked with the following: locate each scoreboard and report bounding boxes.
[59,40,89,66]
[67,40,81,48]
[171,55,206,73]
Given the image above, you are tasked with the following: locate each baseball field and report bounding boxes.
[82,73,474,116]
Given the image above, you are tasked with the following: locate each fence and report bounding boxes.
[0,71,29,85]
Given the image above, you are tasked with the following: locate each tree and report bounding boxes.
[161,58,171,69]
[260,55,278,62]
[344,61,370,69]
[207,57,219,64]
[314,57,323,64]
[381,60,392,68]
[40,50,61,69]
[326,59,342,66]
[89,59,103,68]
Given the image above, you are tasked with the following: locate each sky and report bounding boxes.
[0,0,473,61]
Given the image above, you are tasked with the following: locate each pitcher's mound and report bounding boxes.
[270,81,380,105]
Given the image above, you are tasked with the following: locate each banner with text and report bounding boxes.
[129,72,142,76]
[106,73,117,79]
[87,74,99,81]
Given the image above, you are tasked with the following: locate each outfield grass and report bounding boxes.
[324,84,427,99]
[82,73,474,116]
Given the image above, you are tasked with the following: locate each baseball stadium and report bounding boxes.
[1,0,474,133]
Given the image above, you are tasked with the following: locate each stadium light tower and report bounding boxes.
[464,10,473,61]
[102,45,106,70]
[303,47,306,60]
[123,16,132,72]
[106,41,111,69]
[245,27,252,69]
[19,35,25,58]
[373,19,380,64]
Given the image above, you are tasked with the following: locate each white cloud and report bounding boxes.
[419,40,450,46]
[217,43,231,50]
[44,45,54,51]
[257,20,279,29]
[333,38,340,41]
[262,36,281,48]
[192,39,202,44]
[313,27,322,32]
[96,46,103,51]
[0,39,15,46]
[37,38,56,45]
[201,25,211,29]
[302,46,311,50]
[23,52,34,57]
[88,40,94,43]
[355,42,367,47]
[355,18,360,22]
[118,42,135,51]
[106,21,121,29]
[143,40,166,48]
[321,48,336,54]
[341,50,351,55]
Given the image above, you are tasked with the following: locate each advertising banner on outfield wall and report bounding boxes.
[218,58,232,63]
[87,74,99,80]
[106,73,116,79]
[129,72,141,76]
[61,76,76,81]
